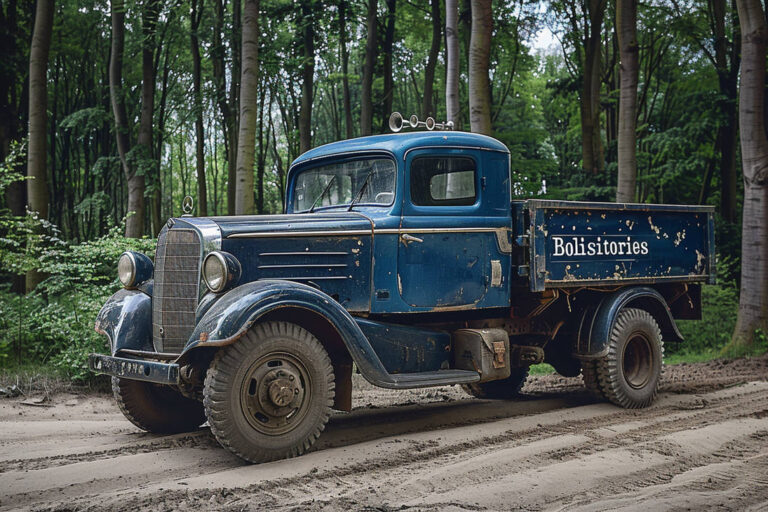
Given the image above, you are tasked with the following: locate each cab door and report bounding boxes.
[397,150,507,309]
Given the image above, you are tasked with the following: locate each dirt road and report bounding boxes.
[1,355,767,511]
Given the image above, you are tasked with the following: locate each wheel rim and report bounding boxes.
[239,351,313,436]
[622,332,653,389]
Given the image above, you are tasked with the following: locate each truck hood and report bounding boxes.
[208,212,374,239]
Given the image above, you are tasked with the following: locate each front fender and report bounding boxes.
[576,286,684,359]
[94,288,154,355]
[185,280,461,389]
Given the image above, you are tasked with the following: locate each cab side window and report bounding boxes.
[410,157,476,206]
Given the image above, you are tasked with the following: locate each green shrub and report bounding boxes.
[672,282,739,357]
[0,226,155,382]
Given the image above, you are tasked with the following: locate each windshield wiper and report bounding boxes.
[307,175,338,213]
[347,168,376,212]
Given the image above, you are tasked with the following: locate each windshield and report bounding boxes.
[293,158,396,212]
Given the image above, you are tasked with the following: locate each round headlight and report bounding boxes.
[117,252,136,287]
[117,251,154,288]
[203,251,241,293]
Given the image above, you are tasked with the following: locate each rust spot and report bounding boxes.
[200,332,209,342]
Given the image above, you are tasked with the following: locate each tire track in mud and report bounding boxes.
[0,356,765,512]
[0,430,220,474]
[26,381,768,512]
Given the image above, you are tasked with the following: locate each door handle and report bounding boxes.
[400,233,424,243]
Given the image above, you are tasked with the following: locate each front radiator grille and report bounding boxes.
[152,227,201,353]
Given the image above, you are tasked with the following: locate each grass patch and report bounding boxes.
[664,349,721,366]
[0,363,110,395]
[528,363,556,375]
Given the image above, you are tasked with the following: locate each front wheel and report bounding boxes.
[112,377,206,434]
[203,321,335,463]
[593,308,664,409]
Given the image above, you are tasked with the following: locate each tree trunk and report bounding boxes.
[299,0,315,154]
[361,0,377,136]
[339,0,353,139]
[731,0,768,348]
[191,0,208,216]
[25,0,54,292]
[615,0,638,202]
[382,0,396,132]
[235,0,259,214]
[110,0,144,237]
[581,0,606,174]
[139,0,160,233]
[713,0,740,222]
[228,0,242,215]
[423,0,441,119]
[446,0,460,127]
[213,0,238,216]
[468,0,492,135]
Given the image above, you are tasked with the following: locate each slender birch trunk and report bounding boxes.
[469,0,492,135]
[299,0,314,153]
[235,0,259,214]
[445,0,460,127]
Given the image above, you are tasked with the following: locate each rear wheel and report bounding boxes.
[462,367,529,399]
[112,377,206,434]
[594,308,663,409]
[204,321,335,463]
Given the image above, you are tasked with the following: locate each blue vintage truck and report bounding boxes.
[89,129,715,463]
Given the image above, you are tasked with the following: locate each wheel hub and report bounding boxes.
[623,333,653,389]
[240,354,311,436]
[267,374,300,407]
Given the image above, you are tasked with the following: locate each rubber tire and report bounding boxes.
[461,367,529,399]
[203,321,335,463]
[581,359,602,397]
[112,377,206,434]
[594,308,664,409]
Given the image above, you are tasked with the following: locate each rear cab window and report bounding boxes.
[410,157,477,207]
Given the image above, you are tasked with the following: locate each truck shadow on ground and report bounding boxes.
[312,389,599,452]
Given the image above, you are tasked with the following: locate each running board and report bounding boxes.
[381,369,481,389]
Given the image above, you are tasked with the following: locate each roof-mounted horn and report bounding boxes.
[388,112,454,133]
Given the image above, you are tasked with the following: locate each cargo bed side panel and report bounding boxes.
[526,200,715,292]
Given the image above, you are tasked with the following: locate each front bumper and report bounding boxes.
[88,354,179,385]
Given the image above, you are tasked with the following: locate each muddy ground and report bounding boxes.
[1,355,767,511]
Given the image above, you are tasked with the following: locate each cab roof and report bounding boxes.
[290,131,509,170]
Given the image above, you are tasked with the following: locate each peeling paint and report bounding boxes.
[695,250,706,273]
[673,229,686,247]
[648,216,661,236]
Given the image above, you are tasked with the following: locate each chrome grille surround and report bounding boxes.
[152,218,221,353]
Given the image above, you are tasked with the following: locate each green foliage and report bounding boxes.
[0,145,155,382]
[0,225,155,381]
[673,278,739,357]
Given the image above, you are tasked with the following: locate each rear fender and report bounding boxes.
[185,280,407,389]
[94,287,154,355]
[575,286,683,359]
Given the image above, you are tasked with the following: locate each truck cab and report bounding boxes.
[90,130,714,464]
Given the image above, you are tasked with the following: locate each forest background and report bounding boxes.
[0,0,766,385]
